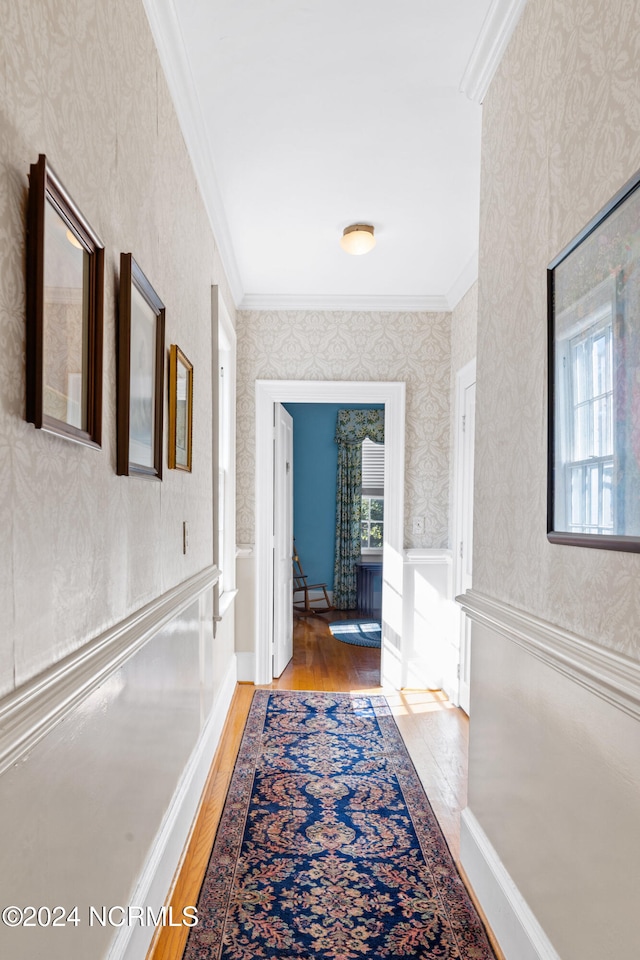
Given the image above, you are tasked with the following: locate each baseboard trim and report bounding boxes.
[458,589,640,722]
[108,655,238,960]
[460,809,561,960]
[0,565,219,776]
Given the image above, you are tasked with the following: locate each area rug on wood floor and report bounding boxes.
[328,618,382,647]
[184,690,496,960]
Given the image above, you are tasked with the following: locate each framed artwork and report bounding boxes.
[117,253,165,479]
[26,154,104,446]
[548,167,640,551]
[168,344,193,472]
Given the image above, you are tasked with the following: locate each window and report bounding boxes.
[361,438,384,552]
[555,291,615,535]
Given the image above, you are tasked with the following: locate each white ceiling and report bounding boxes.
[144,0,526,311]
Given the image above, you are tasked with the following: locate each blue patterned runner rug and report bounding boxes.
[184,690,496,959]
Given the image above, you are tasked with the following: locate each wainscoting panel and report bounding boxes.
[402,549,457,696]
[460,600,640,960]
[0,568,237,960]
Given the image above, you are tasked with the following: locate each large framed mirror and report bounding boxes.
[26,154,104,447]
[548,168,640,551]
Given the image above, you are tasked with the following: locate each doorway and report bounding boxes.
[254,380,406,687]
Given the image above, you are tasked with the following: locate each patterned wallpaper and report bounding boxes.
[0,0,233,695]
[474,0,640,659]
[236,310,452,550]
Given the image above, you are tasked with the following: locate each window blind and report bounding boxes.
[362,438,385,492]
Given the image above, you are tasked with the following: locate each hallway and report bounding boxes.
[148,615,483,960]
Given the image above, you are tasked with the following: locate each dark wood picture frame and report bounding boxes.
[117,253,165,479]
[26,154,104,447]
[548,167,640,551]
[168,344,193,472]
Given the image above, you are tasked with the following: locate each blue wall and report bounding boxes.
[283,403,384,590]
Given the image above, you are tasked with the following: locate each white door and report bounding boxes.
[455,361,476,714]
[273,403,294,677]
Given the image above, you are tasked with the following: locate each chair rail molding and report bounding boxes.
[0,565,220,776]
[458,589,640,722]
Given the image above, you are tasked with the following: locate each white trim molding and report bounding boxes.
[239,293,450,313]
[460,809,562,960]
[254,380,406,686]
[235,544,254,559]
[404,548,453,565]
[141,0,243,306]
[458,589,640,722]
[459,0,529,103]
[0,565,219,776]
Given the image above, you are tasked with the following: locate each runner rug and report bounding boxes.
[184,690,496,959]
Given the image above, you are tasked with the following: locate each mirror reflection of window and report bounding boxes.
[567,319,613,533]
[128,284,157,470]
[555,279,615,535]
[175,361,188,466]
[42,200,89,430]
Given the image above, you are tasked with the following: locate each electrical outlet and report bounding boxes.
[183,521,189,554]
[412,516,425,536]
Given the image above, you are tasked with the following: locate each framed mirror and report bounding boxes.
[548,168,640,551]
[117,254,165,479]
[26,154,104,446]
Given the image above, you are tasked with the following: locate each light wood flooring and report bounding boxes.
[147,613,501,960]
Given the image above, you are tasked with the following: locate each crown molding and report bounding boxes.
[238,293,450,313]
[460,0,529,103]
[141,0,244,306]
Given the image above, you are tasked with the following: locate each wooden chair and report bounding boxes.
[292,544,334,617]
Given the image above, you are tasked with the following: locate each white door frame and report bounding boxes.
[452,358,476,712]
[272,404,294,677]
[255,379,406,686]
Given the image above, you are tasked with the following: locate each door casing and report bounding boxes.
[254,380,406,685]
[453,358,476,713]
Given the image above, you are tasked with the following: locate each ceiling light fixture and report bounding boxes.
[340,223,376,256]
[66,228,83,250]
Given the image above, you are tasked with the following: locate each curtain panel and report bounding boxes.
[333,410,384,609]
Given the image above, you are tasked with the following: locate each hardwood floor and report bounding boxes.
[147,614,500,960]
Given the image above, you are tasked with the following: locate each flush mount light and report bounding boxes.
[340,223,376,255]
[66,228,83,250]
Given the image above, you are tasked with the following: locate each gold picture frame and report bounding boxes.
[168,344,193,472]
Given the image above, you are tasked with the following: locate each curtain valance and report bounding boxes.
[334,409,384,446]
